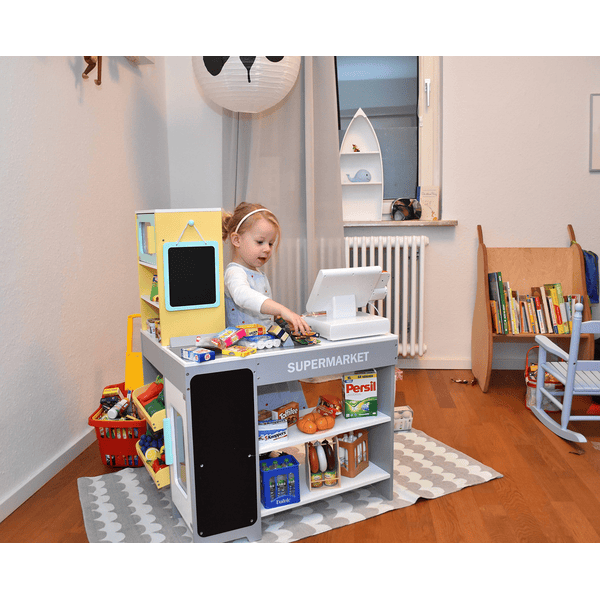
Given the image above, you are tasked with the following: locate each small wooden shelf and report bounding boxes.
[261,461,389,517]
[132,383,165,432]
[141,295,160,310]
[258,409,390,455]
[139,260,157,270]
[340,109,384,221]
[343,219,457,228]
[341,181,382,186]
[471,224,593,392]
[341,151,380,156]
[136,441,170,489]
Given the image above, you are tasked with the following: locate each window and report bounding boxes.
[335,56,441,216]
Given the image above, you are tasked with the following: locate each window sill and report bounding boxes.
[343,219,458,228]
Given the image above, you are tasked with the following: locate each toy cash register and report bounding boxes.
[303,266,390,341]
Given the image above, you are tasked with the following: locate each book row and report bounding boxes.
[488,272,581,335]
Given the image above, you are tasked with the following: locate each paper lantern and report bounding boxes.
[192,56,301,113]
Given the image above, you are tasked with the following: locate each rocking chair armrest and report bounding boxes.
[535,334,569,362]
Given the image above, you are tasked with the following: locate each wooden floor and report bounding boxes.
[3,368,600,543]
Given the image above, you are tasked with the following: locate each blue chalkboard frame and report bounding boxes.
[163,241,220,312]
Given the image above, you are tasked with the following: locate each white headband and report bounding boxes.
[234,208,274,234]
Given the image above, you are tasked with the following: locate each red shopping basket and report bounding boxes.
[88,382,146,467]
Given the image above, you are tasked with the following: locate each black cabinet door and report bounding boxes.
[190,369,257,538]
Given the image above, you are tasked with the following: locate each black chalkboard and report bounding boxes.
[190,368,257,538]
[163,242,219,311]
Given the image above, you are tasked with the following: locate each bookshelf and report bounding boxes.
[471,224,593,393]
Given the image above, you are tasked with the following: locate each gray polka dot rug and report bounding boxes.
[78,429,502,543]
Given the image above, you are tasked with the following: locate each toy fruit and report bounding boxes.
[145,447,160,461]
[297,417,317,434]
[316,415,335,431]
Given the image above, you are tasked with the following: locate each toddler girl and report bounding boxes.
[222,202,310,335]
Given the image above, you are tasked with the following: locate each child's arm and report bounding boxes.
[226,265,309,333]
[260,299,310,335]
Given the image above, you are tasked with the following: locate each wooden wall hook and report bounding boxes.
[82,56,102,86]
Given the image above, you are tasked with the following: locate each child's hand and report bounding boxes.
[278,307,310,335]
[261,299,311,334]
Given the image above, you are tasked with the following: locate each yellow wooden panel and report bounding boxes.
[153,210,226,345]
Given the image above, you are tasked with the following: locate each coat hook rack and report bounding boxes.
[82,56,102,85]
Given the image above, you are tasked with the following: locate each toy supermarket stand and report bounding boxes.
[135,209,399,543]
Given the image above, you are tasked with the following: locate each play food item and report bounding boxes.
[308,444,319,473]
[315,442,327,472]
[145,447,160,461]
[316,415,335,431]
[297,418,317,434]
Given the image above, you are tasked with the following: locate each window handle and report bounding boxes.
[424,78,431,108]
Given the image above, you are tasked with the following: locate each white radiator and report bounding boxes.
[345,235,429,357]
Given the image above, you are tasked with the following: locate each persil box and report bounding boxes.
[343,370,378,418]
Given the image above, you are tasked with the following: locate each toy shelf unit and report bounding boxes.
[340,108,384,222]
[471,224,593,393]
[140,329,398,543]
[131,381,170,489]
[258,407,391,518]
[135,209,226,347]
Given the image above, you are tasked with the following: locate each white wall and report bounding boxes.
[0,57,171,521]
[350,56,600,369]
[164,57,223,210]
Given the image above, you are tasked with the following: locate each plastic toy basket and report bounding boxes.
[88,382,146,467]
[525,346,563,413]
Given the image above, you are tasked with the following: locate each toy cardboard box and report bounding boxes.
[343,370,378,418]
[394,406,413,431]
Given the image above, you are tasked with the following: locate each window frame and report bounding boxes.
[418,57,442,192]
[335,56,442,222]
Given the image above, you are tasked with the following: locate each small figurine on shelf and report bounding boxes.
[346,169,371,183]
[352,144,360,152]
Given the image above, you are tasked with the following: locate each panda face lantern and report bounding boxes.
[192,56,301,113]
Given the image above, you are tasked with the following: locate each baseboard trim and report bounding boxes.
[0,429,96,524]
[395,358,525,370]
[396,357,473,369]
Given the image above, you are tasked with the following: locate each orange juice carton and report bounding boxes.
[342,370,378,418]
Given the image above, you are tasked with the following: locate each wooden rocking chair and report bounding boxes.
[532,303,600,443]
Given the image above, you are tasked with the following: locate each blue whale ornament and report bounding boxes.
[346,169,372,183]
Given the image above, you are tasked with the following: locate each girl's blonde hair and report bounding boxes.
[222,202,281,250]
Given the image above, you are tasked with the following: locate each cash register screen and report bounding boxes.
[305,266,383,313]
